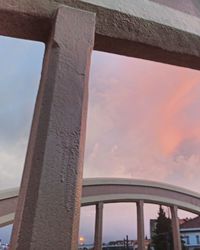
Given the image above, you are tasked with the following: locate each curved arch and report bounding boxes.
[81,178,200,214]
[0,188,18,227]
[1,178,200,227]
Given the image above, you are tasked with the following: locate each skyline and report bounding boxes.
[0,35,200,243]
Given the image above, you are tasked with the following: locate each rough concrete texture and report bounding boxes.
[9,6,95,250]
[150,0,200,18]
[1,0,200,248]
[1,0,200,69]
[72,0,200,69]
[0,0,54,41]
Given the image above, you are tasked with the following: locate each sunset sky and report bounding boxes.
[85,51,200,191]
[0,36,199,243]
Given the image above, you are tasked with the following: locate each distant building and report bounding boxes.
[78,239,152,250]
[180,216,200,250]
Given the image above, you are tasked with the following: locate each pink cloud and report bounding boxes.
[80,52,200,243]
[84,51,200,191]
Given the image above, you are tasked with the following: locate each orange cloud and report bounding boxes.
[157,78,199,155]
[85,51,200,191]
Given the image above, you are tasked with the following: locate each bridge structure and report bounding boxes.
[1,178,200,250]
[1,0,200,249]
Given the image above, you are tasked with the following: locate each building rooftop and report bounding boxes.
[180,216,200,229]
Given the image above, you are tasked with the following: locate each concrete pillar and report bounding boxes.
[136,200,145,250]
[94,202,104,250]
[170,205,182,250]
[10,6,95,250]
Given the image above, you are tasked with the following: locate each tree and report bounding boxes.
[152,206,173,250]
[152,206,187,250]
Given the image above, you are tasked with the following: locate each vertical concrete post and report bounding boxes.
[94,202,104,250]
[171,205,182,250]
[10,6,95,250]
[136,200,145,250]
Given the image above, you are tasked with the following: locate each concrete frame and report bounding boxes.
[1,0,200,249]
[1,0,200,69]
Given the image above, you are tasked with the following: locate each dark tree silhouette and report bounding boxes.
[152,206,173,250]
[152,206,187,250]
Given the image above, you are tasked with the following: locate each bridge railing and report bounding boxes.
[1,178,200,250]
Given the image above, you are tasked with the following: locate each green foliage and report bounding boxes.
[152,206,173,250]
[152,206,187,250]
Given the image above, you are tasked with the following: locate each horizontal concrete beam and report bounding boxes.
[73,0,200,69]
[1,0,200,69]
[1,178,200,227]
[0,0,54,41]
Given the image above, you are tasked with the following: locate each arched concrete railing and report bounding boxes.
[81,178,200,250]
[82,178,200,213]
[1,178,200,227]
[0,188,18,228]
[1,178,200,250]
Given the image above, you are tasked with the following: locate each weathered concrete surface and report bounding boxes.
[73,0,200,69]
[1,0,200,69]
[9,6,95,250]
[1,0,200,248]
[94,202,103,250]
[150,0,200,17]
[0,0,54,41]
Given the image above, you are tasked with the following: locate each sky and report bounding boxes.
[84,51,200,191]
[0,35,200,244]
[0,37,44,190]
